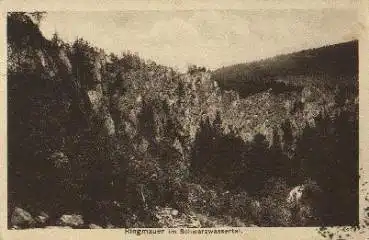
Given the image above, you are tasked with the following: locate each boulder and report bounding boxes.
[58,214,84,227]
[287,185,305,207]
[89,223,103,229]
[35,211,49,225]
[232,217,247,227]
[171,209,179,217]
[45,226,72,229]
[106,223,115,229]
[11,207,35,227]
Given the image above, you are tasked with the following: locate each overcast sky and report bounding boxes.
[39,9,358,71]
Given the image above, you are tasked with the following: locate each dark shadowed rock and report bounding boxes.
[11,207,35,227]
[48,151,70,170]
[58,214,84,227]
[106,223,115,229]
[35,211,49,225]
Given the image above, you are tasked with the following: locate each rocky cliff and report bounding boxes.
[7,13,358,228]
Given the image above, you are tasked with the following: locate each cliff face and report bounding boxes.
[8,13,116,213]
[8,13,358,228]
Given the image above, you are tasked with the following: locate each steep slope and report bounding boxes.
[8,13,117,221]
[7,13,358,228]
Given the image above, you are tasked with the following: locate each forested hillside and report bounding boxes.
[213,40,358,98]
[8,13,358,229]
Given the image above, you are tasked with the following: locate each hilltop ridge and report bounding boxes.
[212,40,358,97]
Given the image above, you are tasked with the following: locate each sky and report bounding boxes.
[39,8,359,72]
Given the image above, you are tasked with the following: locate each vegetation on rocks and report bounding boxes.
[8,12,358,229]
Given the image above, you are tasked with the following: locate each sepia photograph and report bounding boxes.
[6,8,360,231]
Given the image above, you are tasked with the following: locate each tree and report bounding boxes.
[187,64,206,75]
[293,108,359,225]
[29,12,47,25]
[51,32,63,48]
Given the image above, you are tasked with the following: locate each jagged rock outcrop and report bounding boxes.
[8,13,118,216]
[7,13,358,227]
